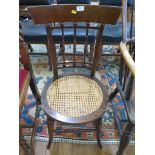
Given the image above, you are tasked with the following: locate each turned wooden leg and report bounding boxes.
[94,117,102,149]
[117,122,133,155]
[109,87,119,101]
[47,116,54,149]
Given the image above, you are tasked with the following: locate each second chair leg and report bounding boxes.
[116,122,133,155]
[47,116,55,149]
[94,117,102,149]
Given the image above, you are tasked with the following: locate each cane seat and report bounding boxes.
[42,74,108,124]
[47,75,103,117]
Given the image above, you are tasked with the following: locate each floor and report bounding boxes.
[20,142,135,155]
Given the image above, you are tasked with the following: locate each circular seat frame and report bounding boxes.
[41,73,108,124]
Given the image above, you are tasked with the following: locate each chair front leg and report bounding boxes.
[47,116,55,149]
[94,117,102,149]
[117,122,133,155]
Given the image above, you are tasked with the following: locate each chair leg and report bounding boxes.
[20,139,31,155]
[109,87,119,101]
[29,107,38,155]
[116,122,133,155]
[20,96,39,155]
[19,127,26,153]
[94,117,102,149]
[47,116,54,149]
[20,129,32,155]
[30,77,41,105]
[19,125,30,154]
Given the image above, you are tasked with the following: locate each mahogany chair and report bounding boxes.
[28,5,121,149]
[109,40,135,155]
[19,30,41,154]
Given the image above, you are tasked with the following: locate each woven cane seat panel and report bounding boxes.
[46,76,103,117]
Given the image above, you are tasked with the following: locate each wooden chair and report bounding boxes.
[28,5,121,149]
[109,40,135,155]
[19,29,41,154]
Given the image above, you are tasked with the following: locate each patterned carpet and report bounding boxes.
[20,45,134,145]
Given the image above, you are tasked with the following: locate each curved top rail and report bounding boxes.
[120,41,135,77]
[28,4,121,24]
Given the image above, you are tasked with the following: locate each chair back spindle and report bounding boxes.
[83,23,90,65]
[60,23,66,67]
[73,22,77,65]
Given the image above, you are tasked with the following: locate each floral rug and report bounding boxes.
[20,45,134,145]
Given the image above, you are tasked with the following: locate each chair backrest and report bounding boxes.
[99,0,133,6]
[56,0,91,4]
[19,0,54,5]
[28,5,121,79]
